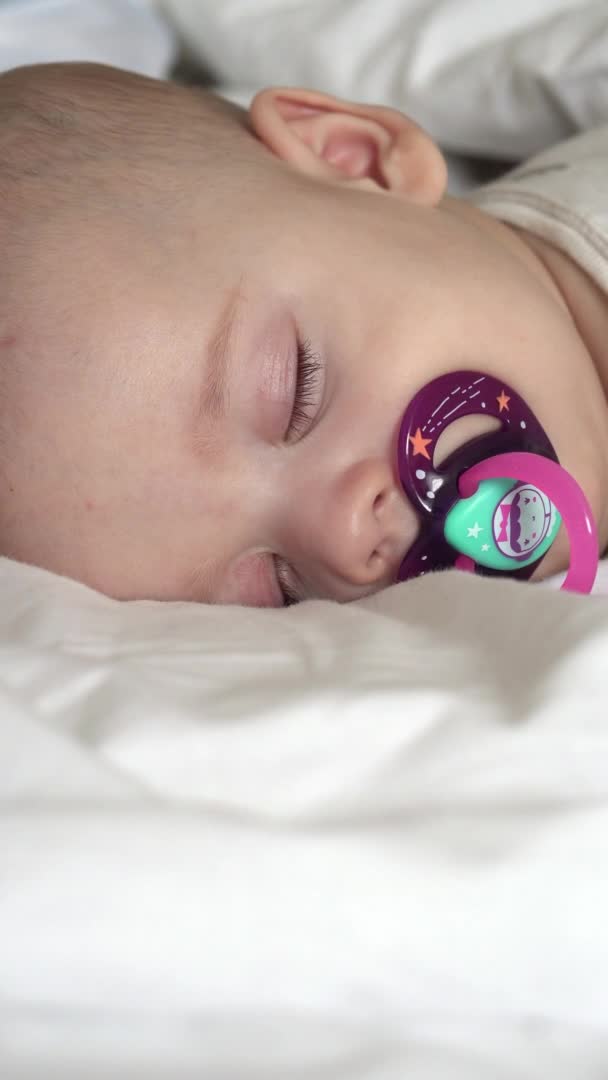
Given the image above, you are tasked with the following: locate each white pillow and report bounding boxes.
[0,0,176,78]
[153,0,608,158]
[2,554,608,1078]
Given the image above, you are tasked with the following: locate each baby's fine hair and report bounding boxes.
[0,62,254,464]
[0,62,251,222]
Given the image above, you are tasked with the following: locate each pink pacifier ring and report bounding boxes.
[458,452,598,594]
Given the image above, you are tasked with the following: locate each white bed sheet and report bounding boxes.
[2,555,608,1079]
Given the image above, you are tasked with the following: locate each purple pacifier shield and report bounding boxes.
[396,371,558,582]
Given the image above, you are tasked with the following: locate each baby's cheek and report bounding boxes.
[433,414,500,467]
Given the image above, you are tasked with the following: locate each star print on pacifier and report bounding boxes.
[395,370,598,594]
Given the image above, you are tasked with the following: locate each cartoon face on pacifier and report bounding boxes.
[493,484,554,559]
[396,371,561,582]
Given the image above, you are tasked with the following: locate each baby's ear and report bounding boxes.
[249,87,447,206]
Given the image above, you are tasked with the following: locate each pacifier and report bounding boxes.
[396,371,598,594]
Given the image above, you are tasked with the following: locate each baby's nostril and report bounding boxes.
[373,491,385,514]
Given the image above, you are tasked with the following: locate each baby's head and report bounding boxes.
[1,62,606,605]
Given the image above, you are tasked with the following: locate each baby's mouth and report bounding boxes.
[393,413,503,580]
[394,369,567,587]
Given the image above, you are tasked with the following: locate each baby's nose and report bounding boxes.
[318,458,417,588]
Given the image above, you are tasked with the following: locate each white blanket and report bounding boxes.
[2,556,608,1079]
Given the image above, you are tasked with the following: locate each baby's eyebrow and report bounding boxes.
[198,283,244,426]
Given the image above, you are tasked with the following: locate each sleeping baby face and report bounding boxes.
[1,63,607,605]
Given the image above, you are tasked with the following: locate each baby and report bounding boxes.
[1,61,607,606]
